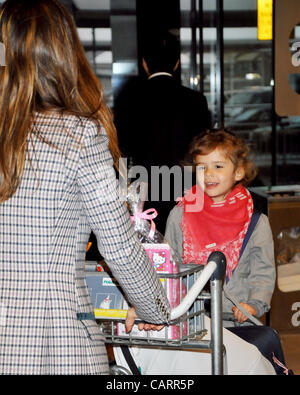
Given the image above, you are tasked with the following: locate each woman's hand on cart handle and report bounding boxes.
[125,307,165,333]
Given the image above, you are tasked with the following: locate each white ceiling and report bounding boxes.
[73,0,257,12]
[73,0,110,10]
[0,0,258,11]
[0,0,110,8]
[180,0,257,11]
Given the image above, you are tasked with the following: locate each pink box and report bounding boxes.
[117,243,187,340]
[143,243,172,273]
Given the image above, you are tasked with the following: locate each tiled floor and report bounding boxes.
[280,333,300,375]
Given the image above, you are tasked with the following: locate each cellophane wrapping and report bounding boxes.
[125,181,187,338]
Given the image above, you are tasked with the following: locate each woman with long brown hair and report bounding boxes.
[0,0,169,374]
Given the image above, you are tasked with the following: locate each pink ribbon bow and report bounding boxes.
[131,208,158,239]
[272,353,289,375]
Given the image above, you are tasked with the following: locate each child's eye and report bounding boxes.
[216,165,223,169]
[197,165,206,170]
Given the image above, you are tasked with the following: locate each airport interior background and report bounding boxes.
[62,0,300,188]
[64,0,300,374]
[2,0,300,373]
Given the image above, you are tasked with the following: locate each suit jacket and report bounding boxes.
[115,74,211,167]
[0,112,170,375]
[165,205,276,318]
[114,74,211,233]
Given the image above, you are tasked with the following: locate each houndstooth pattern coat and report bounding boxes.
[0,113,170,375]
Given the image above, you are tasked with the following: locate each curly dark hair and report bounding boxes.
[184,129,257,186]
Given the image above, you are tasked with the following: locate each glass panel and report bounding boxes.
[78,27,113,108]
[222,0,273,186]
[277,115,300,184]
[180,0,286,186]
[281,23,300,184]
[180,0,217,125]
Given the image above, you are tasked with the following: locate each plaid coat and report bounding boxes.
[0,113,170,375]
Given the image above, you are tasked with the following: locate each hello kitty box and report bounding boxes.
[117,243,187,340]
[143,243,172,273]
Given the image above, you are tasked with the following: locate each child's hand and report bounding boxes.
[125,307,165,333]
[232,303,257,323]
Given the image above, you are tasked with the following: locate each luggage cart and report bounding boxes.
[97,251,227,375]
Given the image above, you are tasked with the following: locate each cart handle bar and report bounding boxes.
[170,260,217,320]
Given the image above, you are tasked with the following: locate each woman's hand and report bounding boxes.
[125,307,165,333]
[232,303,257,323]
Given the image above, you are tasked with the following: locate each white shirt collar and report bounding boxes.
[148,72,173,80]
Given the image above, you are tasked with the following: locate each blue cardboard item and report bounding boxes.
[85,267,128,319]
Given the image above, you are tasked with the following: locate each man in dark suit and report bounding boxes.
[114,32,211,233]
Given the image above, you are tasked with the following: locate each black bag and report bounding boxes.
[227,325,293,375]
[226,211,294,375]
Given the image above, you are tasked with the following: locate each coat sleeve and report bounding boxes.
[245,214,276,317]
[77,121,170,324]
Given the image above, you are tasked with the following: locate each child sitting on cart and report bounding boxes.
[161,129,290,374]
[114,130,279,375]
[165,128,276,325]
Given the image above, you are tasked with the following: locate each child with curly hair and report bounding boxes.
[165,129,276,324]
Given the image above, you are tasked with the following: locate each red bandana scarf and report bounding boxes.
[180,184,253,280]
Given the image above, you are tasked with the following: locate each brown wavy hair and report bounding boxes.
[0,0,120,203]
[184,129,257,186]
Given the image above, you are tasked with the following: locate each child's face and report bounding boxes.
[195,148,244,203]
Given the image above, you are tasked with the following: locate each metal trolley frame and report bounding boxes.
[97,252,227,375]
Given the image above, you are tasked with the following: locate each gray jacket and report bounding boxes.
[165,205,276,318]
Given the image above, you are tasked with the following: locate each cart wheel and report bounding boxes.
[110,364,133,375]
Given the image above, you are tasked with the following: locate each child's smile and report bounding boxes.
[195,148,244,202]
[205,182,219,189]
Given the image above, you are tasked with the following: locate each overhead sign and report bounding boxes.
[257,0,273,40]
[275,0,300,116]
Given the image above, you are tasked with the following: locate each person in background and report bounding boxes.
[114,32,211,233]
[0,0,169,375]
